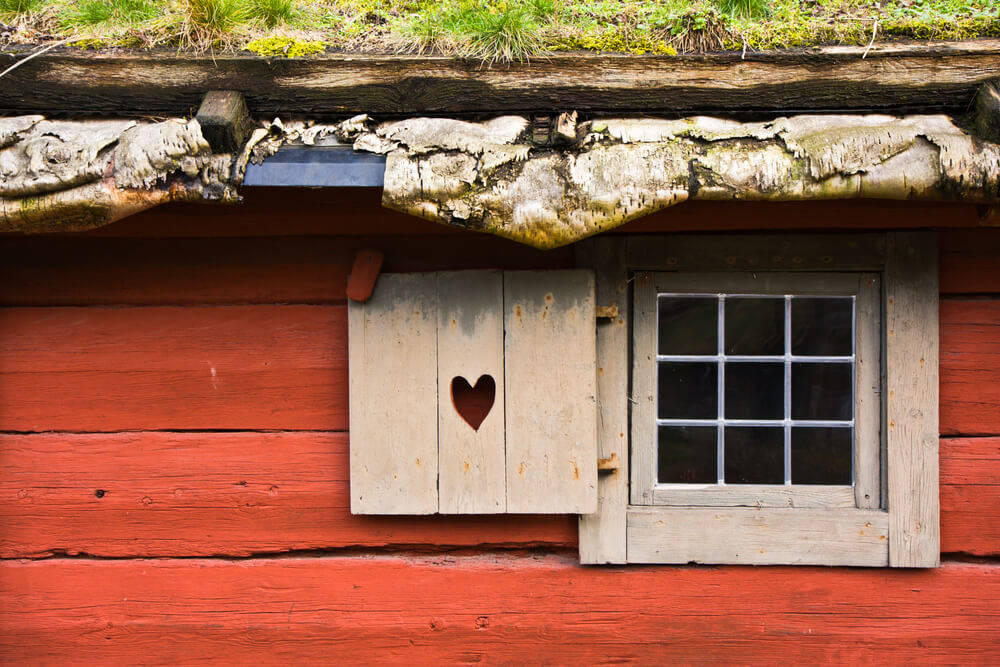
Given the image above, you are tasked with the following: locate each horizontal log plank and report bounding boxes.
[0,305,348,431]
[2,41,1000,116]
[940,437,1000,556]
[0,299,994,433]
[1,557,998,663]
[50,192,985,239]
[940,299,1000,436]
[0,432,992,558]
[0,432,574,558]
[0,235,572,306]
[940,229,1000,294]
[0,222,992,307]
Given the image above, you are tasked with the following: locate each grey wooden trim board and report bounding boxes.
[576,238,629,563]
[885,232,940,567]
[650,485,856,508]
[625,233,886,273]
[627,507,889,566]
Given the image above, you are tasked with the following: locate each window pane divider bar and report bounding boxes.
[657,419,854,427]
[784,296,792,485]
[657,355,854,362]
[717,297,725,485]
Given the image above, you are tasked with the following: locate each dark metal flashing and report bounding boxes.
[243,146,386,187]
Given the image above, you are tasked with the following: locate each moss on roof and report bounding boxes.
[1,0,998,61]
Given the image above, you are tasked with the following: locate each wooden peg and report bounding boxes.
[195,91,253,154]
[346,249,385,303]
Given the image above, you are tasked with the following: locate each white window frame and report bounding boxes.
[576,232,939,568]
[631,272,880,510]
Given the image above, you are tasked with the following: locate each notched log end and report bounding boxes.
[196,91,254,155]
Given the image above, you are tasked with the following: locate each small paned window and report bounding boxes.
[655,294,855,487]
[576,233,940,568]
[631,273,881,511]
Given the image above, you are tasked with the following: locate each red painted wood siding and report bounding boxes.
[2,557,999,663]
[1,193,998,662]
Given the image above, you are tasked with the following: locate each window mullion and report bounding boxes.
[717,296,726,485]
[784,295,792,485]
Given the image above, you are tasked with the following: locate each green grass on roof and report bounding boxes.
[1,0,998,61]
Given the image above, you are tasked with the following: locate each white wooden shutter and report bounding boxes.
[349,269,598,515]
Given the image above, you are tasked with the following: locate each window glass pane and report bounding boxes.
[724,427,784,484]
[724,362,783,419]
[791,298,853,356]
[791,427,852,484]
[725,297,784,356]
[658,297,717,355]
[791,363,852,421]
[658,426,717,483]
[658,362,717,419]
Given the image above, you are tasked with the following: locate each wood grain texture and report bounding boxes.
[575,238,629,563]
[25,192,981,240]
[3,557,998,663]
[940,436,1000,555]
[856,273,883,508]
[3,41,1000,116]
[0,213,992,308]
[941,299,1000,437]
[0,305,348,432]
[940,229,1000,294]
[629,272,658,504]
[628,508,889,566]
[349,273,439,514]
[886,231,940,567]
[0,432,575,558]
[626,233,887,272]
[0,233,573,306]
[0,298,992,436]
[0,432,995,558]
[437,271,506,514]
[504,271,598,514]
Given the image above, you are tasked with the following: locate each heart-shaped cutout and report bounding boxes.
[451,375,496,431]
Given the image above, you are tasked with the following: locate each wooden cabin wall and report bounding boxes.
[0,190,998,662]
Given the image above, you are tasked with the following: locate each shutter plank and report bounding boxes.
[437,271,506,514]
[504,270,598,514]
[349,273,439,514]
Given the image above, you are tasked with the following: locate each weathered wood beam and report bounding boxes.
[195,91,252,154]
[1,40,1000,117]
